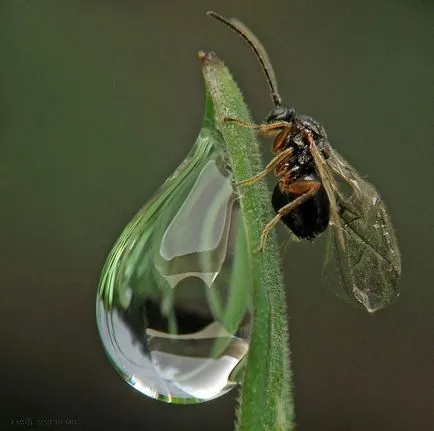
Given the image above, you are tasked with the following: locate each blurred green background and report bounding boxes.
[1,1,433,430]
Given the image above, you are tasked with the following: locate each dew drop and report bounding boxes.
[96,128,251,404]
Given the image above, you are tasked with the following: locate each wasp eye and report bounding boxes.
[266,107,295,123]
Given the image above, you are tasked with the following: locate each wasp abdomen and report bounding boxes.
[272,175,330,240]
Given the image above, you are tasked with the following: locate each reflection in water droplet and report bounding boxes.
[96,128,251,404]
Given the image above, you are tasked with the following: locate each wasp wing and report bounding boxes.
[322,148,401,312]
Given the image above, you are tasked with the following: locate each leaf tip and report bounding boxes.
[198,50,220,64]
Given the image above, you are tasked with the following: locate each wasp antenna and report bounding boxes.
[207,11,282,107]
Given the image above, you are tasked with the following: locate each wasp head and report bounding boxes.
[266,106,295,124]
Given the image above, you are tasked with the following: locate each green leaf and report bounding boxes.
[200,51,295,430]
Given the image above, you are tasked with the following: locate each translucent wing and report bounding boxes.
[322,148,401,312]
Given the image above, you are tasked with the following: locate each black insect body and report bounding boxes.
[208,11,401,312]
[272,176,330,240]
[268,112,332,240]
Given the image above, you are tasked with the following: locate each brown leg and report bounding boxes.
[258,181,321,251]
[237,147,293,186]
[224,117,291,136]
[272,125,292,153]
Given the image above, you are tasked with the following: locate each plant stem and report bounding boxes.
[200,51,295,431]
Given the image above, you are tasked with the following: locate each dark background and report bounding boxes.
[1,1,433,430]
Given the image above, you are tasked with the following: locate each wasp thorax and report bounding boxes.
[266,106,295,124]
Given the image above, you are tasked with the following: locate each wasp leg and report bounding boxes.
[271,124,293,153]
[258,180,321,251]
[237,147,293,186]
[236,123,293,186]
[224,117,291,136]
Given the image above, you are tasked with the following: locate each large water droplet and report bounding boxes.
[96,126,251,404]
